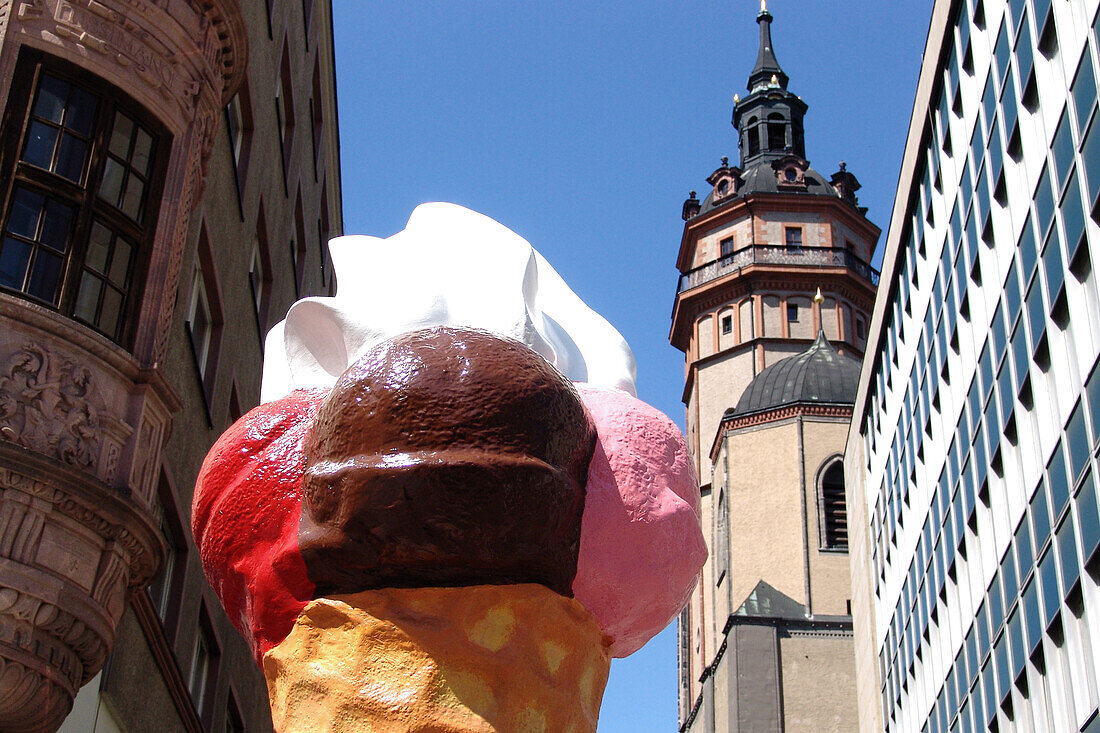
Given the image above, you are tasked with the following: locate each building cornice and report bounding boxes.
[670,267,876,351]
[676,192,881,272]
[710,402,854,460]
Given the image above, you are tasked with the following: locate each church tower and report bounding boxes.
[672,5,879,731]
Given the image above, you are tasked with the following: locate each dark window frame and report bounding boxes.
[145,467,189,645]
[185,223,224,425]
[819,458,849,551]
[785,226,804,253]
[189,601,222,731]
[0,49,171,348]
[250,199,274,346]
[225,82,254,221]
[275,38,296,196]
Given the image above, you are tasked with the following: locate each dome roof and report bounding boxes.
[728,331,860,419]
[699,160,839,215]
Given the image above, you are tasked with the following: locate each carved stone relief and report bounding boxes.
[127,402,168,507]
[0,344,103,472]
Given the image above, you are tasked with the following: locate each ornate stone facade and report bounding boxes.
[0,0,246,729]
[0,446,161,731]
[0,0,248,369]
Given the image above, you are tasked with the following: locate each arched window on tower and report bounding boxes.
[746,116,760,157]
[715,485,729,585]
[768,113,787,151]
[819,460,848,550]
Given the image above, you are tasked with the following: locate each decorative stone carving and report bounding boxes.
[706,156,742,204]
[772,153,810,190]
[0,447,163,732]
[0,298,175,728]
[0,344,102,472]
[150,130,203,364]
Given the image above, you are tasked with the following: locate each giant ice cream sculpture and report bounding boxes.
[192,203,706,731]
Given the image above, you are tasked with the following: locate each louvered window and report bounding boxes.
[821,461,848,549]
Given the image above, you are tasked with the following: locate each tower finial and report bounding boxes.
[748,0,788,91]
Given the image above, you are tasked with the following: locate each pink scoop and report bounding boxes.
[573,385,706,657]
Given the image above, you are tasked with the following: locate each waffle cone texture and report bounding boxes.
[263,584,612,732]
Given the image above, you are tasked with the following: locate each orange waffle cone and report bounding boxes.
[262,584,612,732]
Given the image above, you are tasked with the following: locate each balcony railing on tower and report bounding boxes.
[677,245,880,293]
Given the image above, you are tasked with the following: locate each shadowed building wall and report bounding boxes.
[0,1,342,730]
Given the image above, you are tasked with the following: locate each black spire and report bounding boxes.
[747,2,789,92]
[732,3,807,167]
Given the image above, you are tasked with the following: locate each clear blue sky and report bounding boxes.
[331,2,931,729]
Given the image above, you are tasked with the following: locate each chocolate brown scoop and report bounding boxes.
[298,327,595,597]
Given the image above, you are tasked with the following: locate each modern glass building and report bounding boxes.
[846,0,1100,731]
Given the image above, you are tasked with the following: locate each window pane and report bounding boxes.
[33,75,67,123]
[995,23,1011,85]
[1050,445,1070,521]
[108,238,131,287]
[998,361,1014,426]
[1017,13,1035,84]
[1039,546,1060,625]
[65,86,97,135]
[994,632,1010,697]
[1023,578,1042,651]
[1016,514,1035,575]
[1090,367,1100,447]
[1019,217,1038,283]
[1032,486,1052,549]
[1056,516,1080,594]
[1003,72,1019,134]
[1068,404,1090,480]
[1002,548,1019,601]
[39,198,72,253]
[99,287,122,334]
[0,238,31,289]
[1035,167,1056,238]
[74,273,101,323]
[22,121,57,169]
[1085,116,1100,205]
[1033,0,1052,28]
[108,111,134,159]
[1026,278,1045,346]
[99,158,125,205]
[1074,49,1097,134]
[133,128,153,175]
[1053,113,1074,187]
[121,176,144,221]
[27,249,62,302]
[54,133,86,183]
[7,187,42,239]
[1011,321,1029,390]
[1062,170,1086,261]
[1042,225,1064,300]
[989,578,1005,630]
[1077,472,1100,563]
[86,223,111,273]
